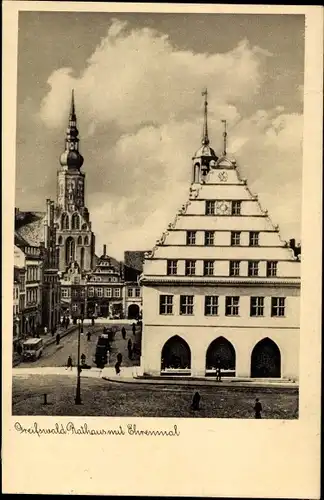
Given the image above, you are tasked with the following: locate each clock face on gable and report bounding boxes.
[215,200,231,215]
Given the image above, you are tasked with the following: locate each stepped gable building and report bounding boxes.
[86,245,124,318]
[55,90,95,274]
[140,90,301,379]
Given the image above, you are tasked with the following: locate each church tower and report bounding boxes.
[55,90,95,273]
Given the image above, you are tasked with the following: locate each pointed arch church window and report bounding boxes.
[84,236,89,245]
[65,237,75,266]
[77,236,82,245]
[61,213,69,229]
[72,213,80,230]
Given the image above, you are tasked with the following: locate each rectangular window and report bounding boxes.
[249,231,260,246]
[105,288,112,298]
[114,288,121,298]
[97,288,103,297]
[204,231,215,246]
[250,297,264,317]
[248,261,259,276]
[232,201,241,216]
[206,200,215,215]
[80,289,85,298]
[72,303,78,312]
[72,289,78,298]
[205,296,219,316]
[186,231,197,245]
[128,288,133,297]
[135,288,141,298]
[167,260,178,276]
[271,297,286,317]
[88,287,94,297]
[267,261,278,277]
[185,260,196,276]
[61,288,69,298]
[225,296,240,316]
[204,260,214,276]
[159,295,173,315]
[229,260,240,277]
[231,231,241,246]
[180,295,194,315]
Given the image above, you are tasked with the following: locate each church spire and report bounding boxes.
[59,90,84,170]
[201,88,209,146]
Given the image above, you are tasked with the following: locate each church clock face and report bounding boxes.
[215,200,230,215]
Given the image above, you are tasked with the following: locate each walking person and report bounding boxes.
[81,353,86,365]
[254,398,262,419]
[121,326,126,340]
[66,355,73,370]
[132,322,136,336]
[44,326,48,335]
[87,331,91,341]
[215,359,222,382]
[115,361,121,375]
[191,391,201,411]
[127,339,133,360]
[56,333,60,345]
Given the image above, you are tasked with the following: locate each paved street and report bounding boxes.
[12,374,299,418]
[16,322,141,369]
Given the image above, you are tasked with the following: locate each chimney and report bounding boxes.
[103,244,107,256]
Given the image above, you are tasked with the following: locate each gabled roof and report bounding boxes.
[15,210,46,247]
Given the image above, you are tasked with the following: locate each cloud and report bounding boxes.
[36,18,302,260]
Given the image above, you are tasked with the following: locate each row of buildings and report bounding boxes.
[13,92,145,350]
[14,89,301,381]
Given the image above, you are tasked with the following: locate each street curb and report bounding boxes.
[101,376,299,390]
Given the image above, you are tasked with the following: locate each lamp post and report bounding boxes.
[75,315,83,405]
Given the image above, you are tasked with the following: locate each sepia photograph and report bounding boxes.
[11,10,305,419]
[3,2,322,498]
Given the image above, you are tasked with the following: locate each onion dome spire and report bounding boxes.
[59,89,84,169]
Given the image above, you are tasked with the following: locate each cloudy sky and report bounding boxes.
[16,12,304,259]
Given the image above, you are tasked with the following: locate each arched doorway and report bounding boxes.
[128,304,140,319]
[161,335,191,374]
[205,337,236,376]
[251,338,281,378]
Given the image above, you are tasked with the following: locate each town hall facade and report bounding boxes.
[140,91,301,380]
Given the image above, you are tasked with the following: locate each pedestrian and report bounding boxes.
[44,326,48,335]
[254,398,262,419]
[91,317,95,326]
[127,339,133,360]
[66,355,73,370]
[87,331,91,341]
[117,352,123,364]
[56,333,60,345]
[115,361,121,375]
[81,353,86,365]
[191,391,201,411]
[215,359,222,382]
[132,322,136,336]
[122,327,126,340]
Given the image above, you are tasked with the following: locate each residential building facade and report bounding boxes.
[140,92,300,379]
[123,251,146,319]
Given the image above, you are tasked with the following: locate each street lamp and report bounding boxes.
[75,315,83,405]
